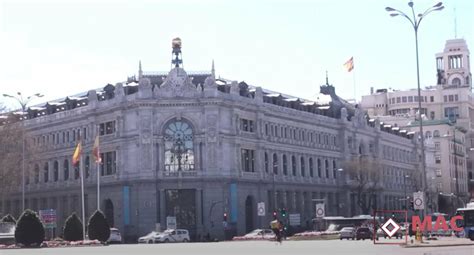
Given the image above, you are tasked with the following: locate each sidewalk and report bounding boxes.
[404,236,474,248]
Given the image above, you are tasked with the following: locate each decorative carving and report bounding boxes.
[206,114,218,143]
[159,68,200,98]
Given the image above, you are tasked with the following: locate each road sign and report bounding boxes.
[39,209,56,229]
[166,216,177,230]
[315,203,325,218]
[257,202,265,216]
[413,192,425,210]
[289,213,301,226]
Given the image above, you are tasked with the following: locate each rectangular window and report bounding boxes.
[408,96,413,102]
[435,142,440,150]
[100,151,117,176]
[430,111,435,120]
[240,149,255,172]
[455,94,459,101]
[435,169,442,177]
[444,107,459,119]
[430,96,434,102]
[99,121,116,136]
[449,95,454,102]
[402,96,407,103]
[444,95,448,102]
[435,155,441,164]
[396,97,401,103]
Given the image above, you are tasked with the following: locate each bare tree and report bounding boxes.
[343,156,383,214]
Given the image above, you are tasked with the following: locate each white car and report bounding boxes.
[154,229,190,243]
[339,227,356,240]
[107,228,122,244]
[138,231,161,244]
[244,229,275,239]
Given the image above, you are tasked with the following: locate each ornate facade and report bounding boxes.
[1,42,420,241]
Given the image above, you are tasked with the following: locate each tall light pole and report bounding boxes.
[404,175,410,211]
[336,168,344,216]
[2,92,44,212]
[385,1,444,215]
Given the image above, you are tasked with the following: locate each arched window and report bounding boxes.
[34,164,40,184]
[164,120,195,172]
[291,156,297,176]
[63,159,69,181]
[43,162,49,183]
[425,131,432,139]
[433,130,440,137]
[53,161,59,182]
[317,159,322,178]
[282,155,288,175]
[452,77,461,86]
[300,157,305,177]
[272,153,278,175]
[325,159,329,178]
[309,158,314,178]
[264,152,269,173]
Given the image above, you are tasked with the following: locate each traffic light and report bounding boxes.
[273,211,277,219]
[280,208,287,217]
[409,200,414,210]
[223,212,228,222]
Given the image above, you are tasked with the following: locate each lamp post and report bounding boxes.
[385,1,444,216]
[336,168,344,216]
[2,92,44,212]
[404,175,410,210]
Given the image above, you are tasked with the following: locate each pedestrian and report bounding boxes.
[270,219,282,244]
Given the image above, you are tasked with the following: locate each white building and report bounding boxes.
[360,39,473,211]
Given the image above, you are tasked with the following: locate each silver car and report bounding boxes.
[339,227,356,240]
[154,229,190,243]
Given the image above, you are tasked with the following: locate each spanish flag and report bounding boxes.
[92,136,101,163]
[72,141,82,167]
[343,57,354,72]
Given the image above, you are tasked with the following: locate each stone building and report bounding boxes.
[1,40,419,241]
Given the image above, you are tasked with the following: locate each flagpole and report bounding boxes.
[353,69,356,103]
[97,138,100,212]
[80,149,86,240]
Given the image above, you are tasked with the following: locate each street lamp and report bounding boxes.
[404,175,410,210]
[2,92,44,212]
[385,1,444,215]
[336,168,344,216]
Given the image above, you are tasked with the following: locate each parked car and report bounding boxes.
[355,227,373,240]
[0,222,15,245]
[107,228,123,244]
[339,227,356,240]
[138,231,161,244]
[154,229,190,243]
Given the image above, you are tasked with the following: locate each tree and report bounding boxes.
[1,214,17,224]
[343,156,383,215]
[14,209,45,247]
[87,210,110,242]
[63,213,83,241]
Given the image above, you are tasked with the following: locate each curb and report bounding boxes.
[403,242,474,248]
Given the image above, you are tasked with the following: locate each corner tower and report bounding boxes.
[435,39,471,89]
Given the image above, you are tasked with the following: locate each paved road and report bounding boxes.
[1,240,473,255]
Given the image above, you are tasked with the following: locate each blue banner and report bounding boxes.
[123,186,130,225]
[230,183,237,223]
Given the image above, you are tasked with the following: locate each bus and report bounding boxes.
[456,202,474,240]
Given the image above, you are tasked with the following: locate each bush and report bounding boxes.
[14,209,45,247]
[1,214,16,224]
[87,210,110,242]
[63,213,83,241]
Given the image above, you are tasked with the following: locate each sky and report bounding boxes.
[0,0,473,109]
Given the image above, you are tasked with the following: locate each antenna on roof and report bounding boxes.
[454,7,457,38]
[138,60,143,79]
[325,70,329,85]
[211,59,215,78]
